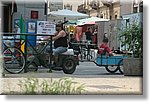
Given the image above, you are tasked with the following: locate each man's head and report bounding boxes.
[56,23,63,31]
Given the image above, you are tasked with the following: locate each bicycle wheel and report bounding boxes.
[3,47,26,74]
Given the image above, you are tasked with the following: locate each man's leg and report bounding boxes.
[53,47,67,65]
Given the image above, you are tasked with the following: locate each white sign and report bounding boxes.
[28,22,36,33]
[37,21,56,35]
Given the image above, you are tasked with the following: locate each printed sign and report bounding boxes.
[37,21,56,35]
[27,22,36,33]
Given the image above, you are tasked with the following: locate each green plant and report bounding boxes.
[119,24,143,58]
[18,78,39,94]
[18,77,85,95]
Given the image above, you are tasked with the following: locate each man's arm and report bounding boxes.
[52,30,66,41]
[46,32,58,41]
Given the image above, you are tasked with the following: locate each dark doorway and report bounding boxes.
[1,2,17,33]
[2,3,11,32]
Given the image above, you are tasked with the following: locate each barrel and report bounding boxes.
[27,35,36,47]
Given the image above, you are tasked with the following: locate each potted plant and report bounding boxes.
[120,23,143,76]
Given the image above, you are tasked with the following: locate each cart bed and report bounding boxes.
[95,55,127,66]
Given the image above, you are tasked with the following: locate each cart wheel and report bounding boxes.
[117,59,124,74]
[62,58,76,74]
[105,65,118,73]
[28,63,38,71]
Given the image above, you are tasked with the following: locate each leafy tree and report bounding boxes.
[120,24,143,58]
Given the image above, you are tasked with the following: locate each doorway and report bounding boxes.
[1,2,17,33]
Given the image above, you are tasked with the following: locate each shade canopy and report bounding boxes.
[77,17,109,25]
[48,9,89,20]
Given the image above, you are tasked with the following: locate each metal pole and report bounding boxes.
[48,36,53,72]
[45,0,48,21]
[24,34,28,73]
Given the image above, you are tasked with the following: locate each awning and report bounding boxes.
[48,9,89,20]
[77,17,109,25]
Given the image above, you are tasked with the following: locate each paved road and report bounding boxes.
[4,61,122,78]
[1,62,143,95]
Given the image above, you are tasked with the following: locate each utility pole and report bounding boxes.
[45,0,48,21]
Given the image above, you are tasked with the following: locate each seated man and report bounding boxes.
[46,23,68,66]
[98,38,113,56]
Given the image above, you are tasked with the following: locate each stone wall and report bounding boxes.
[123,58,143,76]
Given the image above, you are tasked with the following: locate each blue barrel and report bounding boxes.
[27,35,36,47]
[26,21,37,47]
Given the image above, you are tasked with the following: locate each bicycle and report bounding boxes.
[2,33,52,74]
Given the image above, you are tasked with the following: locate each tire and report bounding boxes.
[105,65,118,73]
[62,58,76,74]
[3,47,26,74]
[117,59,124,74]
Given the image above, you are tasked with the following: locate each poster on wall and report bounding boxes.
[37,21,56,35]
[14,19,20,33]
[27,21,36,33]
[14,19,20,28]
[14,19,20,42]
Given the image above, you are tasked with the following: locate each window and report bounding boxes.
[133,7,138,13]
[110,16,112,20]
[31,11,38,19]
[139,1,143,12]
[115,15,117,19]
[139,6,143,12]
[100,14,103,18]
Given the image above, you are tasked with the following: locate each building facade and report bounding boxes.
[78,0,143,20]
[48,0,83,12]
[1,0,46,33]
[47,0,63,12]
[63,0,84,12]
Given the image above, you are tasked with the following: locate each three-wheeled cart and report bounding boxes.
[94,54,127,74]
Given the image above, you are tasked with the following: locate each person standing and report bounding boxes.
[85,28,93,41]
[93,28,98,44]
